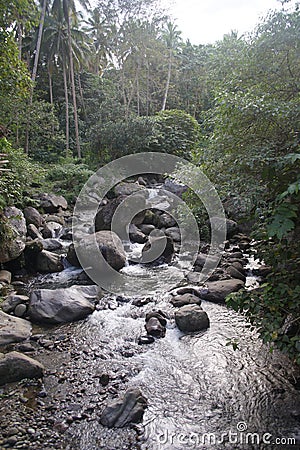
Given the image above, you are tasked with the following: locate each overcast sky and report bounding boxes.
[165,0,298,44]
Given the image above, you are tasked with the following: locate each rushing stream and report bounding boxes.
[23,240,300,450]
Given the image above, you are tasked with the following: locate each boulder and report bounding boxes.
[28,285,98,324]
[14,303,27,318]
[209,217,239,239]
[96,195,146,231]
[23,206,43,228]
[201,279,245,303]
[75,231,126,271]
[164,178,187,197]
[27,223,43,240]
[175,304,209,332]
[171,293,201,308]
[164,227,181,242]
[41,239,63,251]
[145,317,166,337]
[45,221,63,238]
[114,182,144,197]
[129,224,147,244]
[100,388,147,428]
[0,311,32,346]
[226,265,246,282]
[137,224,155,235]
[159,213,176,228]
[0,270,12,284]
[141,235,174,264]
[0,207,26,263]
[0,351,44,385]
[39,193,68,213]
[66,243,80,267]
[1,294,29,314]
[35,250,64,273]
[194,253,219,269]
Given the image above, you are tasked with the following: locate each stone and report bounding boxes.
[96,195,146,231]
[0,351,44,385]
[0,270,12,284]
[14,304,27,318]
[73,231,126,271]
[1,294,29,314]
[141,234,174,264]
[27,223,43,240]
[175,305,209,332]
[226,265,246,282]
[209,217,239,239]
[35,250,64,273]
[28,285,98,324]
[253,265,273,277]
[100,388,147,428]
[159,213,176,228]
[45,221,63,238]
[138,335,155,345]
[145,317,166,337]
[164,178,187,197]
[171,293,201,307]
[194,253,219,269]
[39,193,68,213]
[66,243,80,267]
[114,182,144,197]
[41,239,63,251]
[145,311,167,326]
[173,286,203,298]
[201,279,245,303]
[129,224,147,244]
[0,207,26,263]
[23,206,43,228]
[164,227,181,242]
[137,224,155,235]
[0,311,32,345]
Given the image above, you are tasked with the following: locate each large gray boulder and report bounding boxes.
[175,304,209,332]
[171,293,201,307]
[28,285,98,324]
[71,231,126,271]
[39,193,68,213]
[113,182,145,197]
[0,311,32,346]
[35,250,64,273]
[0,207,26,263]
[100,388,147,428]
[201,279,245,303]
[209,217,239,239]
[23,206,43,228]
[95,195,146,231]
[0,351,44,385]
[142,234,174,264]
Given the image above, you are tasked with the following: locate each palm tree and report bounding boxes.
[52,0,90,158]
[84,7,114,75]
[43,9,71,152]
[32,0,48,83]
[161,21,182,111]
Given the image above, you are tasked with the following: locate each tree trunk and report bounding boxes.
[48,68,53,105]
[161,49,172,111]
[67,15,81,158]
[78,73,87,121]
[63,65,69,154]
[31,0,47,82]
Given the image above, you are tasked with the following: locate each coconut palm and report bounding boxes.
[161,21,182,111]
[51,0,90,158]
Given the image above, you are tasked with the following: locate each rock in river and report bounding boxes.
[0,311,32,346]
[175,304,209,332]
[100,388,147,428]
[28,285,98,324]
[0,351,44,385]
[0,207,26,263]
[201,279,245,303]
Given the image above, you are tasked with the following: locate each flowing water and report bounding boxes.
[30,247,300,450]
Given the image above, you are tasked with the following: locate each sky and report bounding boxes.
[164,0,298,44]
